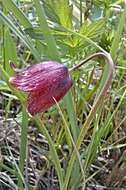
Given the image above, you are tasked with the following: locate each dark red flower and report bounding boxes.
[9,61,73,115]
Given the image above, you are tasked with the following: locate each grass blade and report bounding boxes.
[2,0,32,28]
[35,116,64,188]
[18,105,29,189]
[0,10,41,62]
[110,6,126,60]
[33,0,60,61]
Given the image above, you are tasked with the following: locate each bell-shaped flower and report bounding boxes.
[9,61,73,115]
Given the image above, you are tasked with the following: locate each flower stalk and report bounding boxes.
[63,52,114,190]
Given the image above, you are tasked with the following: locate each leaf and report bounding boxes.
[46,0,73,29]
[0,80,10,91]
[33,0,60,61]
[2,0,32,28]
[42,1,61,23]
[94,0,112,6]
[4,28,18,75]
[80,19,105,39]
[0,11,41,62]
[110,6,126,60]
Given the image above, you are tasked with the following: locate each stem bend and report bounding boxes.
[69,52,114,129]
[64,52,114,190]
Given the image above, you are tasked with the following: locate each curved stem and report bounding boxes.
[70,52,114,125]
[64,52,114,190]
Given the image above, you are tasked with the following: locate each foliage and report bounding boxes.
[0,0,126,189]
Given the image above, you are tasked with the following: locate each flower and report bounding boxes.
[9,61,73,115]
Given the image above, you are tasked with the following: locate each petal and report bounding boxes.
[27,76,73,115]
[9,61,68,92]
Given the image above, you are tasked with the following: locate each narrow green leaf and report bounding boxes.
[0,10,41,62]
[4,27,18,75]
[80,19,105,39]
[2,0,32,28]
[64,91,78,141]
[18,105,29,189]
[33,0,60,61]
[47,0,73,29]
[110,6,126,60]
[35,116,64,188]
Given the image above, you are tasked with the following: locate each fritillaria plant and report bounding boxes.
[9,52,114,190]
[9,52,114,119]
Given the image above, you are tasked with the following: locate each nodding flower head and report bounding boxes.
[9,61,73,115]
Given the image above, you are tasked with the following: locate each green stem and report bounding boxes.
[54,98,85,181]
[80,0,83,26]
[18,105,28,189]
[64,52,114,190]
[35,116,64,189]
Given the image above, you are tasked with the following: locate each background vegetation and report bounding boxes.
[0,0,126,189]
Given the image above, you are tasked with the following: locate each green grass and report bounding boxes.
[0,0,126,189]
